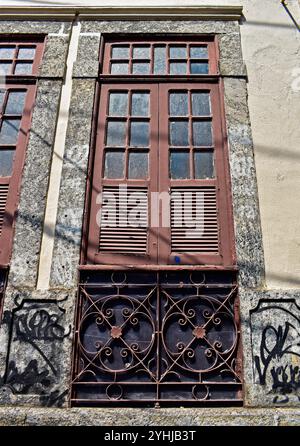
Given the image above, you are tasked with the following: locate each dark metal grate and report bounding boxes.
[71,270,242,406]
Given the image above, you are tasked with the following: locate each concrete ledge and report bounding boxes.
[0,407,299,426]
[0,6,243,21]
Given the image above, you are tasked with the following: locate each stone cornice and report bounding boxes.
[0,6,243,21]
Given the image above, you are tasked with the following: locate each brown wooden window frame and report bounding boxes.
[0,35,45,267]
[83,35,236,269]
[73,35,241,407]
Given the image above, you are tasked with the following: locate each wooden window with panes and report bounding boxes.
[0,37,44,267]
[85,37,235,268]
[73,36,242,406]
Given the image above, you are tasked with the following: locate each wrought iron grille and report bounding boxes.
[71,270,242,406]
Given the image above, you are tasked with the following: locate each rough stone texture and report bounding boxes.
[223,77,265,289]
[50,79,96,288]
[39,35,69,78]
[0,20,71,35]
[73,34,101,78]
[79,20,244,78]
[7,80,63,289]
[218,32,247,77]
[80,19,239,35]
[0,289,75,408]
[239,289,300,407]
[1,10,299,414]
[55,19,267,410]
[0,406,299,426]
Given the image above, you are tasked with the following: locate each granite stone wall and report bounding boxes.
[0,15,299,419]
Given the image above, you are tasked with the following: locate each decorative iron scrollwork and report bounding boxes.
[72,271,242,405]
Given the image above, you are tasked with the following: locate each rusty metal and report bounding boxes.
[71,270,242,406]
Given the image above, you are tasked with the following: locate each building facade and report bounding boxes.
[0,0,300,425]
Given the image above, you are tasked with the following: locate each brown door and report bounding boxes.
[87,82,234,268]
[158,82,234,266]
[87,84,159,265]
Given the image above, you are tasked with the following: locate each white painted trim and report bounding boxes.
[37,18,82,291]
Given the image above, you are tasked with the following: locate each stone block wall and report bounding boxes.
[0,11,299,422]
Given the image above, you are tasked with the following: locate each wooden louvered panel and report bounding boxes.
[0,185,9,237]
[99,186,148,253]
[171,186,219,253]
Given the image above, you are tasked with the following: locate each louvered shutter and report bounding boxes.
[159,83,234,266]
[0,185,9,238]
[170,186,219,253]
[87,84,159,265]
[99,186,148,254]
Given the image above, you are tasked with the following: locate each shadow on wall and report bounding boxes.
[7,121,299,287]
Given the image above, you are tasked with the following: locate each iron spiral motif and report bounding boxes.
[72,271,242,405]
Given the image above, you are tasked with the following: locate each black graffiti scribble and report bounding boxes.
[254,321,300,403]
[271,364,300,404]
[40,389,68,408]
[12,309,71,377]
[14,309,69,341]
[3,360,52,394]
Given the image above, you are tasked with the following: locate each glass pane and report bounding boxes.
[111,46,129,59]
[192,92,211,116]
[14,62,33,75]
[132,62,150,75]
[0,119,21,144]
[0,149,15,176]
[170,120,189,146]
[131,93,149,116]
[130,121,149,147]
[5,91,27,115]
[170,151,190,179]
[169,92,188,116]
[104,150,124,179]
[190,46,208,59]
[18,47,36,60]
[128,151,148,179]
[170,46,187,59]
[193,121,213,146]
[0,47,15,59]
[106,120,126,146]
[190,62,209,74]
[111,62,129,75]
[133,46,150,59]
[194,151,214,179]
[154,46,166,74]
[170,62,187,75]
[109,92,128,116]
[0,63,12,75]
